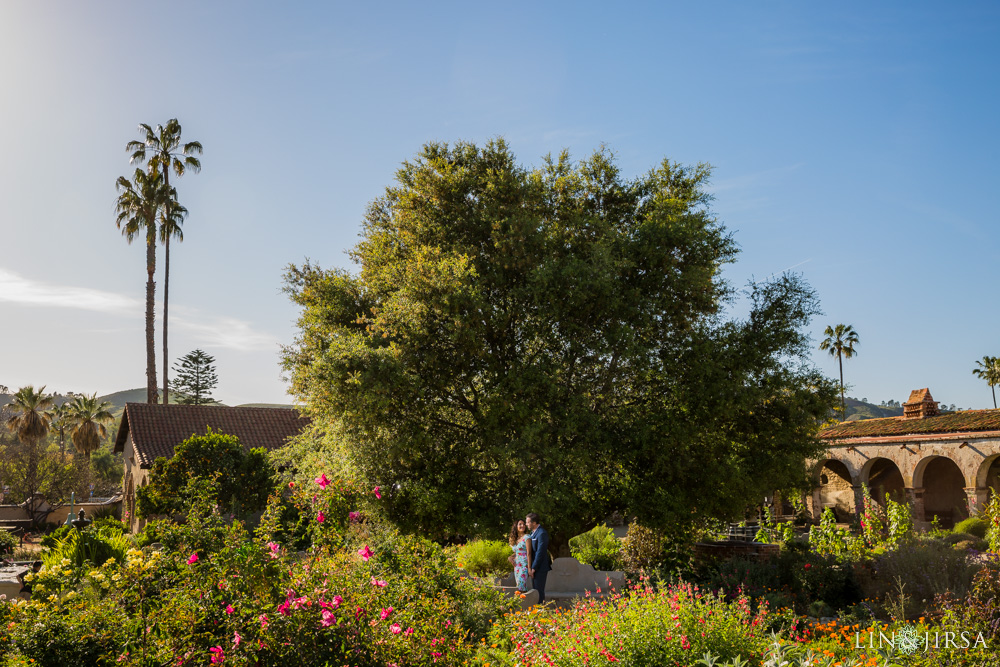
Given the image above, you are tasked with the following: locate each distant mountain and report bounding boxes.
[843,397,904,421]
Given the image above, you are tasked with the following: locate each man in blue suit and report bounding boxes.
[525,512,551,604]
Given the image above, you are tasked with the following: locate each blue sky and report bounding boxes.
[1,2,997,408]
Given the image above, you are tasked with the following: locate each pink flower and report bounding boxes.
[277,601,291,617]
[225,604,234,615]
[317,511,325,523]
[315,473,330,489]
[390,623,402,634]
[288,481,295,488]
[432,652,442,661]
[233,631,242,647]
[373,486,382,499]
[187,553,199,565]
[267,542,280,559]
[355,606,363,619]
[332,595,343,608]
[348,511,361,523]
[370,577,387,587]
[321,610,336,627]
[259,614,269,629]
[404,627,414,635]
[358,545,373,561]
[209,646,225,664]
[380,607,394,620]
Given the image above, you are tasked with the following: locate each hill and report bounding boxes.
[843,397,904,421]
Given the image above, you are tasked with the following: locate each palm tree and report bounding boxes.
[4,385,53,446]
[47,401,71,461]
[127,120,202,405]
[819,324,860,417]
[116,167,175,404]
[4,386,53,511]
[972,356,1000,409]
[66,394,115,459]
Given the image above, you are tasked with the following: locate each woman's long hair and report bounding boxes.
[508,520,524,546]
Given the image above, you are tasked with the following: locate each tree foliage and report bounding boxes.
[972,355,1000,409]
[819,323,859,416]
[170,349,219,405]
[281,140,838,547]
[67,394,115,459]
[136,429,274,518]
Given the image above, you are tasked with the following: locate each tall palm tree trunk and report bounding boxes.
[838,353,845,416]
[993,385,997,410]
[163,231,171,405]
[146,229,159,404]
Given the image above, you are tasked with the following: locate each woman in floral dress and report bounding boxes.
[508,519,533,592]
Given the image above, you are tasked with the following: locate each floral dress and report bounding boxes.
[512,535,530,592]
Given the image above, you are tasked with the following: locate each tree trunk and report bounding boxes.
[993,385,997,410]
[146,228,159,404]
[163,232,170,405]
[838,352,845,417]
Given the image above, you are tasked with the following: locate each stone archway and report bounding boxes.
[862,458,906,505]
[915,456,968,528]
[814,459,855,521]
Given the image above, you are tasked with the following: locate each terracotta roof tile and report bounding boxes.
[114,403,311,468]
[819,409,1000,441]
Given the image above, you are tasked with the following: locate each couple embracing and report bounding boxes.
[508,512,552,603]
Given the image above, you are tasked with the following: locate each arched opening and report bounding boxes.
[920,457,967,528]
[816,459,855,521]
[864,458,906,506]
[978,455,1000,497]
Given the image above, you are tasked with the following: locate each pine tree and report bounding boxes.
[170,349,219,405]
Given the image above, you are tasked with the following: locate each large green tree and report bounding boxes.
[127,120,203,405]
[115,167,176,404]
[171,349,219,405]
[281,141,838,550]
[819,324,860,417]
[972,355,1000,409]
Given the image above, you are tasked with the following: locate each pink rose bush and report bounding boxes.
[0,472,513,667]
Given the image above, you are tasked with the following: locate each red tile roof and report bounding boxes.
[114,403,311,468]
[819,409,1000,441]
[905,388,934,405]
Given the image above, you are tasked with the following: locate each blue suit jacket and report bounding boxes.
[529,526,551,572]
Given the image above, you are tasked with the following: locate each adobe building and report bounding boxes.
[114,403,311,531]
[812,389,1000,528]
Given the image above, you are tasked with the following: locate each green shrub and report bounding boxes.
[568,524,621,571]
[0,530,18,555]
[456,539,513,576]
[619,523,665,571]
[479,581,771,666]
[40,522,131,569]
[857,539,977,612]
[953,539,988,552]
[136,429,275,518]
[954,516,989,539]
[8,479,515,667]
[943,532,978,545]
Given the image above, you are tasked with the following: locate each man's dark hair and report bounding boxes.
[526,512,540,524]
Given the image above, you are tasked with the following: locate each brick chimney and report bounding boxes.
[903,388,939,419]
